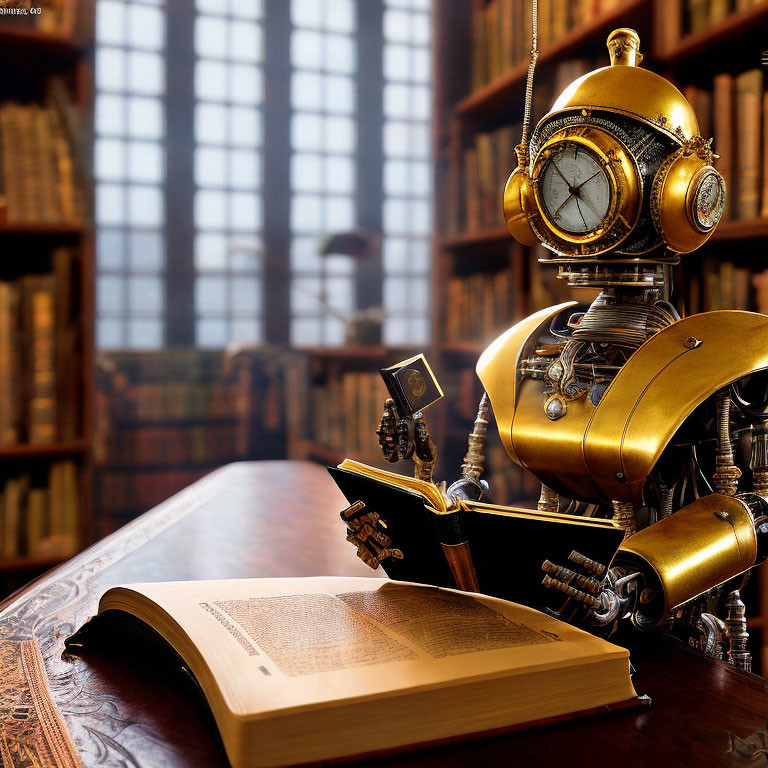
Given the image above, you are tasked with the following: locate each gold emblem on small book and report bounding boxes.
[406,369,427,399]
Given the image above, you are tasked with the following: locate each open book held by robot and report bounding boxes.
[334,28,768,672]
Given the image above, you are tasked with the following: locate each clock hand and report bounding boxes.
[574,170,601,191]
[575,197,589,229]
[550,157,573,189]
[552,193,575,220]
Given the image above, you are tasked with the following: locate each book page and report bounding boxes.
[100,576,628,718]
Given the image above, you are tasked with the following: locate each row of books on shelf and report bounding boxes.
[443,246,598,345]
[309,372,385,457]
[446,271,518,344]
[0,460,79,561]
[683,69,768,221]
[97,468,210,518]
[688,260,764,313]
[99,349,249,422]
[470,0,618,91]
[100,424,246,468]
[104,381,243,423]
[683,0,764,38]
[0,78,86,227]
[0,0,78,35]
[0,249,81,446]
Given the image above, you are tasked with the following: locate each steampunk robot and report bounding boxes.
[353,29,768,671]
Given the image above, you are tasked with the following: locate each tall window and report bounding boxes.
[193,0,265,347]
[94,0,166,349]
[289,0,357,346]
[94,1,432,349]
[381,0,431,345]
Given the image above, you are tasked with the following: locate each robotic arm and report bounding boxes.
[375,391,490,502]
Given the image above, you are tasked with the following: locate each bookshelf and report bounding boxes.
[0,1,94,592]
[94,348,285,535]
[432,0,768,671]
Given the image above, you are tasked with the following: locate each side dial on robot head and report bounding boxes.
[650,139,725,254]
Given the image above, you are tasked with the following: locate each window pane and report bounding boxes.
[96,0,167,351]
[96,94,125,136]
[96,47,125,91]
[196,276,227,313]
[129,51,164,95]
[129,231,164,270]
[128,141,163,183]
[193,4,265,347]
[128,275,163,314]
[129,185,163,226]
[128,97,163,139]
[382,0,432,345]
[196,103,228,144]
[98,229,125,270]
[196,15,228,58]
[97,2,126,46]
[95,138,126,180]
[196,232,229,271]
[128,319,163,348]
[129,4,164,50]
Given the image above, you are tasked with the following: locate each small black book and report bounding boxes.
[329,459,625,614]
[379,353,443,417]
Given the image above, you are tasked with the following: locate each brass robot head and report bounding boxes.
[504,29,725,260]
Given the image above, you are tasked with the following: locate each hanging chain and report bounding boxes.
[520,0,539,157]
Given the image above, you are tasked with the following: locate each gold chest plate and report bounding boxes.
[477,306,768,505]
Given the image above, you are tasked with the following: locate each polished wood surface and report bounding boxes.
[1,460,767,767]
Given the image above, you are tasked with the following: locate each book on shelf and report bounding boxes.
[683,68,768,222]
[0,248,80,446]
[330,459,624,608]
[307,370,386,457]
[470,0,614,93]
[0,459,79,561]
[446,270,518,344]
[0,77,85,227]
[0,0,77,35]
[680,0,763,40]
[687,257,753,314]
[66,575,643,768]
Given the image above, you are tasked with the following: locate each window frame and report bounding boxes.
[95,0,431,349]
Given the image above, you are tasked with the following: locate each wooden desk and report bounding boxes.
[1,461,767,768]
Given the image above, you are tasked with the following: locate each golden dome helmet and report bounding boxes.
[503,28,725,258]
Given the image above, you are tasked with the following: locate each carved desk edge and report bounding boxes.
[0,461,295,768]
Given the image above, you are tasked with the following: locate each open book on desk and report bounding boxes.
[67,576,647,768]
[329,459,626,613]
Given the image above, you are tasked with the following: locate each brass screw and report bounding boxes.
[684,335,701,349]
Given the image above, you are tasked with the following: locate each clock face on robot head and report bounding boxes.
[503,28,726,260]
[539,145,611,234]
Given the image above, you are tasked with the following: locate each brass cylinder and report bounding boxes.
[617,494,757,623]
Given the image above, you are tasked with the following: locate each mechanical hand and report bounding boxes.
[376,398,411,463]
[340,500,404,570]
[540,550,609,626]
[375,398,437,482]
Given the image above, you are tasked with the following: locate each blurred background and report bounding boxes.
[3,0,768,663]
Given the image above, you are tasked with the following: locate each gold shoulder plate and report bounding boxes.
[585,310,768,503]
[476,302,577,465]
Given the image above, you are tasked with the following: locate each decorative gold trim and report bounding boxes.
[0,640,83,768]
